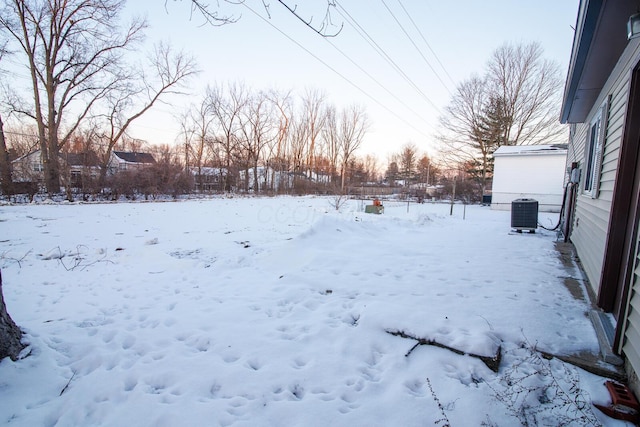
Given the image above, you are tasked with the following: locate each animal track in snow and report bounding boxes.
[120,334,136,350]
[222,352,240,363]
[245,358,262,371]
[288,383,305,400]
[123,376,138,392]
[404,379,426,397]
[291,356,309,369]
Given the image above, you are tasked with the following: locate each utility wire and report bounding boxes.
[240,1,435,139]
[395,0,457,88]
[380,0,452,95]
[333,1,440,114]
[320,27,438,123]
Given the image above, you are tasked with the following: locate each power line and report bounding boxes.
[380,0,452,95]
[395,0,457,88]
[240,1,435,139]
[320,24,439,123]
[333,1,440,114]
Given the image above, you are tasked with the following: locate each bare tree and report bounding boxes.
[238,90,277,192]
[338,104,368,191]
[301,89,327,179]
[179,95,217,191]
[399,143,418,183]
[0,270,24,362]
[0,40,24,354]
[0,40,12,196]
[438,75,497,195]
[176,109,196,173]
[183,0,238,26]
[363,154,379,182]
[208,82,248,192]
[437,41,565,195]
[322,105,340,184]
[0,0,147,195]
[0,113,10,196]
[288,113,309,191]
[188,0,341,36]
[96,43,198,186]
[487,42,565,146]
[265,89,292,192]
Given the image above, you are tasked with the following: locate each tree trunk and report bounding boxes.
[0,114,13,196]
[45,121,61,195]
[0,270,24,361]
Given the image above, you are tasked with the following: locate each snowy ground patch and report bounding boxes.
[0,197,624,426]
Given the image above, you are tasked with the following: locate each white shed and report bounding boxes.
[490,144,567,213]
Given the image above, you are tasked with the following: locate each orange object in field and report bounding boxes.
[373,198,382,206]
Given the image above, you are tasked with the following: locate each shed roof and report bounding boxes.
[493,144,568,157]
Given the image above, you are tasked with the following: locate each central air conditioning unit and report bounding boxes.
[511,198,538,233]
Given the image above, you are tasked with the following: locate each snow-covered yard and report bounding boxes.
[0,197,628,426]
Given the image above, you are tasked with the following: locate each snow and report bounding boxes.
[0,197,629,426]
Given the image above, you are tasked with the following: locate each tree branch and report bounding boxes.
[181,0,238,25]
[275,0,342,37]
[386,329,502,373]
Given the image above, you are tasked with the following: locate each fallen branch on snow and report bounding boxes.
[386,329,502,372]
[59,371,76,396]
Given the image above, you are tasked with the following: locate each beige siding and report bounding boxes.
[566,44,639,295]
[624,305,640,376]
[567,122,588,165]
[571,199,609,290]
[567,39,640,390]
[623,237,640,393]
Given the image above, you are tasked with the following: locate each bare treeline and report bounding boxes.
[2,83,376,199]
[177,84,373,195]
[0,0,376,200]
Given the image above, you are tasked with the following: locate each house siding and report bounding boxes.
[617,46,640,397]
[624,238,640,389]
[568,44,638,297]
[623,152,640,392]
[625,309,640,360]
[571,202,609,293]
[624,300,640,375]
[566,37,640,394]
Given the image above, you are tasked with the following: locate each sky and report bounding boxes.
[1,1,579,161]
[119,0,579,160]
[0,197,622,426]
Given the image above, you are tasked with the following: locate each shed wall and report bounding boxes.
[491,153,567,213]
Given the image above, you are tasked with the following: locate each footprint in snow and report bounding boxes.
[404,379,426,397]
[288,383,305,400]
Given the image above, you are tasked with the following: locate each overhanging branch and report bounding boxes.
[275,0,342,37]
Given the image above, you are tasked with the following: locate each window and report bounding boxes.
[32,162,43,172]
[583,100,608,198]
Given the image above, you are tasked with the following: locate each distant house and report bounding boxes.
[61,152,101,188]
[490,144,568,213]
[12,150,100,185]
[107,151,156,175]
[11,151,44,183]
[239,166,294,192]
[190,166,227,192]
[560,0,640,394]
